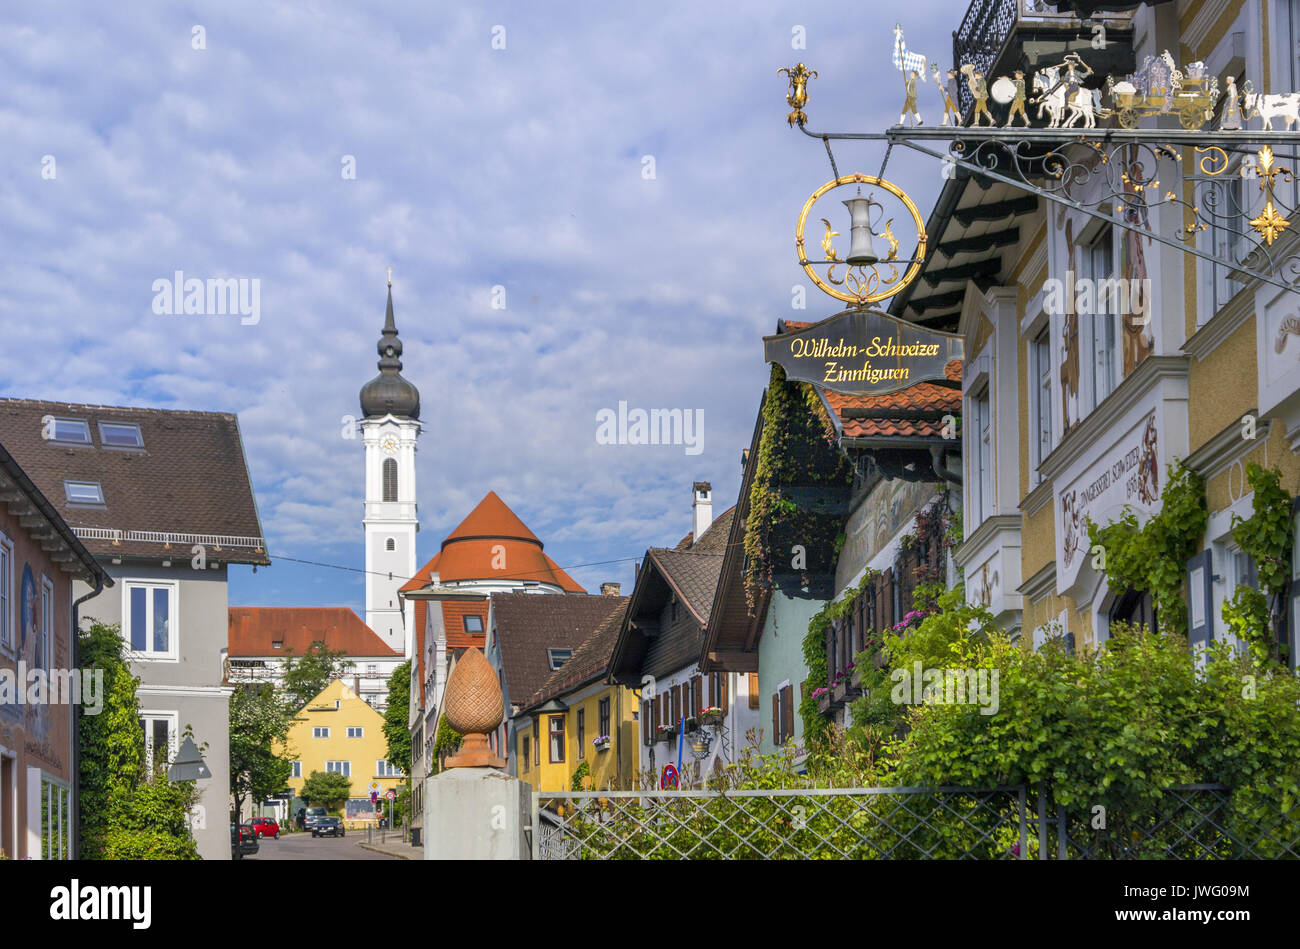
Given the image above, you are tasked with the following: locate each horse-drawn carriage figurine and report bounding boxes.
[1105,50,1219,129]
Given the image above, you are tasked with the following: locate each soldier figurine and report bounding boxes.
[969,69,995,126]
[899,68,923,127]
[1004,70,1030,127]
[934,64,962,126]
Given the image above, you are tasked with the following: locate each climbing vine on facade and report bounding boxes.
[743,364,854,607]
[1085,460,1207,637]
[1225,462,1293,663]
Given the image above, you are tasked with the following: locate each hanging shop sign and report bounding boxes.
[764,308,963,396]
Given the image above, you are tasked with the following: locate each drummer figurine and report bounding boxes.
[969,69,995,126]
[899,68,923,127]
[934,63,962,126]
[1003,70,1030,127]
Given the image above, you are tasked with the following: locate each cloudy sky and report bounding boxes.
[0,1,959,610]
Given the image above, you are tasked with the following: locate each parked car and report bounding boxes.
[231,822,259,858]
[303,806,328,830]
[312,817,345,838]
[248,817,280,838]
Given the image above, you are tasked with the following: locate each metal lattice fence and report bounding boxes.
[1045,784,1300,860]
[531,784,1300,860]
[532,786,1028,860]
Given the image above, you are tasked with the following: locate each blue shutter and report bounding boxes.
[1186,549,1213,652]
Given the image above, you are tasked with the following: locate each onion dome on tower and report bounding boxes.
[359,278,421,419]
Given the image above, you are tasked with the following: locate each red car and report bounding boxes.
[247,817,280,839]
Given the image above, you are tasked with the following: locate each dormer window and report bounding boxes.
[98,421,144,449]
[547,648,572,671]
[48,418,91,445]
[64,481,104,505]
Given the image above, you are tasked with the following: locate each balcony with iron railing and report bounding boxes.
[952,0,1137,116]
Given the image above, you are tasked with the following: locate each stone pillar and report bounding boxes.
[424,767,531,860]
[424,646,531,859]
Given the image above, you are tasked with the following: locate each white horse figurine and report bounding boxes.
[1033,65,1102,128]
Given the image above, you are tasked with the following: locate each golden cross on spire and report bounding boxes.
[387,265,393,287]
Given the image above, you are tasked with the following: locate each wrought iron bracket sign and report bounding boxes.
[796,174,928,306]
[764,308,964,396]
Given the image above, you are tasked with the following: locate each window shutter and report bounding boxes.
[655,693,662,731]
[720,673,729,711]
[691,675,702,713]
[882,568,895,630]
[1186,549,1214,651]
[643,700,652,744]
[672,684,681,724]
[781,685,794,743]
[708,673,715,708]
[771,694,780,744]
[748,672,760,709]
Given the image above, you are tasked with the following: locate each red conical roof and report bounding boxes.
[400,492,584,594]
[442,490,542,549]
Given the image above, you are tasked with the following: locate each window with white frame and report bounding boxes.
[123,581,176,658]
[968,387,992,525]
[0,532,12,654]
[1081,229,1117,406]
[325,760,351,777]
[47,417,90,444]
[346,726,363,738]
[97,420,144,449]
[1211,172,1247,312]
[290,761,302,778]
[41,775,71,860]
[39,575,53,674]
[375,760,402,777]
[139,712,178,772]
[1031,325,1053,480]
[313,726,330,738]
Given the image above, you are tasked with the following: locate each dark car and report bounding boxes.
[312,817,345,838]
[248,817,280,838]
[231,822,259,858]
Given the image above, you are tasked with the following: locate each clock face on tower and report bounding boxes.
[379,434,400,455]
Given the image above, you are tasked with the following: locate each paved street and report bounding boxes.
[242,832,405,861]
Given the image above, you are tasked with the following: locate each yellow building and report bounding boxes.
[278,679,405,825]
[516,602,640,792]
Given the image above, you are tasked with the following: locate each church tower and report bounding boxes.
[359,276,421,656]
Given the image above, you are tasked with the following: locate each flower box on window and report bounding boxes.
[592,735,611,751]
[655,725,677,742]
[683,716,699,733]
[832,680,861,704]
[698,707,724,727]
[813,687,832,714]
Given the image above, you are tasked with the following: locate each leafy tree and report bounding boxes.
[229,683,294,821]
[382,660,412,775]
[300,769,353,811]
[78,621,199,860]
[282,641,353,710]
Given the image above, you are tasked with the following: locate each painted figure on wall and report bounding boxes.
[1120,144,1156,376]
[1060,219,1081,434]
[20,564,48,742]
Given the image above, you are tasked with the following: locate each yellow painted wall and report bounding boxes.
[276,679,404,824]
[1204,425,1300,515]
[518,684,639,793]
[1188,316,1258,453]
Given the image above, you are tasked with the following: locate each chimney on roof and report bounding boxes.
[692,482,713,546]
[600,582,621,596]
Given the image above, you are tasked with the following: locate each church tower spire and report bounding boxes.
[359,275,421,656]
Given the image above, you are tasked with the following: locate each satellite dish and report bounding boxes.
[167,736,212,782]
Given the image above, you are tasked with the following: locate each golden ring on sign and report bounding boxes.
[795,173,927,305]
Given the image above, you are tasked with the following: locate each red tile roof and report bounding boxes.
[228,607,399,657]
[777,322,962,438]
[400,492,584,593]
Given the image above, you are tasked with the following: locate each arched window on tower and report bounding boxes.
[382,458,398,502]
[386,538,395,551]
